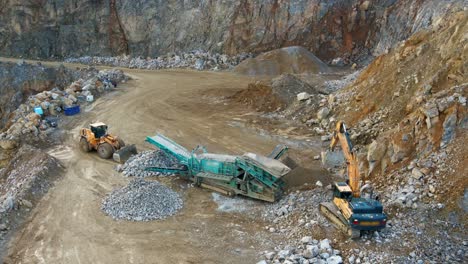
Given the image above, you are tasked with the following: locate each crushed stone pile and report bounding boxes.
[258,237,343,264]
[119,150,182,177]
[234,46,333,76]
[65,51,252,71]
[101,179,183,221]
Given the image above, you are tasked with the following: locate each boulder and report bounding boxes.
[305,245,320,258]
[319,239,331,252]
[411,168,424,180]
[440,107,457,147]
[367,140,387,174]
[421,103,439,118]
[327,256,343,264]
[389,140,409,164]
[0,139,18,150]
[297,92,311,101]
[317,107,330,120]
[301,236,313,244]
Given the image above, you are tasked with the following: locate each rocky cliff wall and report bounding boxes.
[0,0,464,61]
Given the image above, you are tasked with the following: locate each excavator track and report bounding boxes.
[319,202,360,239]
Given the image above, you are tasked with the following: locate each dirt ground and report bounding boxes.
[1,65,328,264]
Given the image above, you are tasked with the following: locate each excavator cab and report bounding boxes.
[333,182,353,200]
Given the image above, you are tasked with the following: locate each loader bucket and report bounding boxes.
[113,144,138,163]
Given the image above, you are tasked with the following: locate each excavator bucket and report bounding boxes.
[113,144,138,163]
[321,150,345,168]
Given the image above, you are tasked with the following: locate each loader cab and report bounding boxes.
[333,182,353,201]
[90,122,108,139]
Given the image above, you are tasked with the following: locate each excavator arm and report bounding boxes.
[330,121,360,198]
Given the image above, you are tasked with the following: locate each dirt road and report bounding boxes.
[2,68,325,264]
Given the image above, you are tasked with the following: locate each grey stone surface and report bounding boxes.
[0,1,462,61]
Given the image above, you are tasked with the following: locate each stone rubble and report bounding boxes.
[258,237,343,264]
[0,67,128,148]
[262,190,331,243]
[65,51,252,71]
[118,150,182,177]
[0,145,62,237]
[101,178,183,221]
[259,184,467,263]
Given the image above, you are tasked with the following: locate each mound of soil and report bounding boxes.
[230,82,285,112]
[233,46,332,76]
[271,74,323,105]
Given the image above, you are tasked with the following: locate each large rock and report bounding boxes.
[440,107,457,147]
[317,107,330,120]
[0,139,18,150]
[319,239,331,252]
[367,140,387,174]
[297,92,311,101]
[327,256,343,264]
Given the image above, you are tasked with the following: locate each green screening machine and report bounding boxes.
[145,134,291,202]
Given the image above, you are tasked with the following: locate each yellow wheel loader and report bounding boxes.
[79,122,137,162]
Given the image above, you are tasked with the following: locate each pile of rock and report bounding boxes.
[258,237,343,264]
[118,150,182,177]
[380,141,458,208]
[65,51,252,71]
[262,189,330,242]
[101,178,183,221]
[323,70,361,93]
[0,145,62,230]
[0,68,128,145]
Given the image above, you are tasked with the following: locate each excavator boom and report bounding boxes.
[330,121,360,198]
[320,121,387,238]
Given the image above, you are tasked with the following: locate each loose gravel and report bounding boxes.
[102,179,183,221]
[119,150,182,177]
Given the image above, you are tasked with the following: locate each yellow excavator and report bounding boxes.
[320,121,387,238]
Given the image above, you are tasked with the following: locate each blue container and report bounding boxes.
[64,105,80,116]
[34,106,44,116]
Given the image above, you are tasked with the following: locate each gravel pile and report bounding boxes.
[102,179,183,221]
[119,150,182,177]
[258,237,343,264]
[65,51,252,71]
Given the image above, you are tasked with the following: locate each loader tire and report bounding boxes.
[117,138,126,148]
[80,138,91,153]
[98,143,114,159]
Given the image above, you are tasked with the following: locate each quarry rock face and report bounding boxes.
[0,0,461,60]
